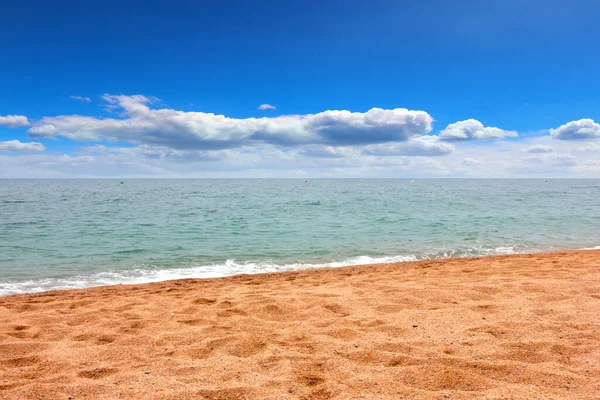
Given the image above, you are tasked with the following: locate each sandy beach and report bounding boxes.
[1,250,599,399]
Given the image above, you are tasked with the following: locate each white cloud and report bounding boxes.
[4,94,600,178]
[4,134,600,178]
[70,95,91,103]
[0,140,45,152]
[525,144,555,153]
[440,119,517,141]
[549,153,579,167]
[574,143,600,153]
[550,119,600,140]
[29,94,434,149]
[0,115,30,128]
[258,104,276,110]
[522,152,578,167]
[78,143,227,163]
[102,94,158,115]
[298,145,356,158]
[0,147,453,178]
[361,136,454,156]
[461,157,481,166]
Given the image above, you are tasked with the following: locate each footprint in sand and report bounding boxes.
[1,355,41,368]
[177,318,211,326]
[77,367,118,379]
[0,342,49,358]
[12,325,30,331]
[216,300,235,309]
[322,303,350,316]
[195,387,254,399]
[192,297,217,305]
[216,308,247,317]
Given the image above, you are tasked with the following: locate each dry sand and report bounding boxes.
[1,250,599,399]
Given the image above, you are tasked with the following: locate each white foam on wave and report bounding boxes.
[0,244,545,296]
[580,245,600,250]
[0,254,418,296]
[429,245,518,259]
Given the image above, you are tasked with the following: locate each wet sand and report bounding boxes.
[1,250,599,399]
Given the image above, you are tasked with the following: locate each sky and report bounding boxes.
[1,0,600,178]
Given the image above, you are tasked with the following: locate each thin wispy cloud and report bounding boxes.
[69,95,92,103]
[573,143,600,153]
[525,145,555,154]
[258,104,276,110]
[461,157,481,166]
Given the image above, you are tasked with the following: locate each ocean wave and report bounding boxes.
[0,247,528,296]
[0,255,418,295]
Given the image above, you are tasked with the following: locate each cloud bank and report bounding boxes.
[3,93,600,177]
[362,136,454,156]
[29,95,434,149]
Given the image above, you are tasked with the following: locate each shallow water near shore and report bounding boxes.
[1,179,599,294]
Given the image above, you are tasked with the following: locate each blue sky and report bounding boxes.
[2,0,600,177]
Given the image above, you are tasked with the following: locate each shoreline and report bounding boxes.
[1,250,599,398]
[2,248,598,297]
[0,249,597,298]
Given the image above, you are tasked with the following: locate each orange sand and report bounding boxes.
[1,251,599,399]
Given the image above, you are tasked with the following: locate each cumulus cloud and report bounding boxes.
[440,119,517,141]
[70,95,91,103]
[28,94,434,149]
[258,104,276,110]
[361,136,454,156]
[525,145,555,153]
[0,140,45,152]
[0,115,30,128]
[9,93,600,178]
[550,119,600,140]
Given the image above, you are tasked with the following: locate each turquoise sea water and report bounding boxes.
[1,179,599,295]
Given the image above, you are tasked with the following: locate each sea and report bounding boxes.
[1,179,599,295]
